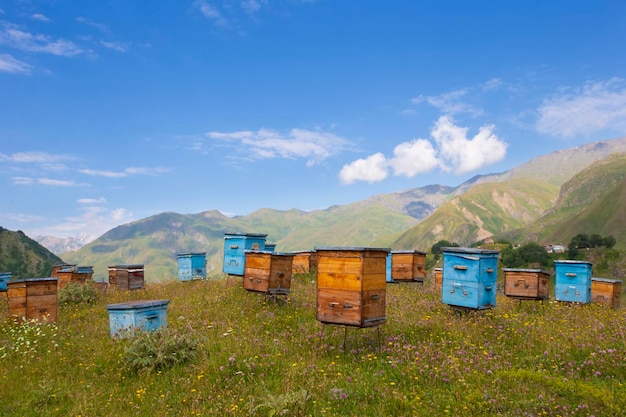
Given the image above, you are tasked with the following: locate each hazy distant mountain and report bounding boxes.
[61,136,626,282]
[34,234,92,255]
[0,227,66,279]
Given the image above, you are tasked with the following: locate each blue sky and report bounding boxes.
[1,1,626,241]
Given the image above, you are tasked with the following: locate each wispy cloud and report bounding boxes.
[193,0,231,28]
[76,17,109,34]
[242,0,265,15]
[0,53,32,74]
[339,116,507,184]
[100,40,130,53]
[0,23,83,56]
[0,151,76,164]
[206,128,351,167]
[410,78,503,117]
[12,176,82,187]
[77,197,107,204]
[79,166,171,177]
[536,78,626,138]
[31,13,51,22]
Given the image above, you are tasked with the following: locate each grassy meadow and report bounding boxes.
[1,273,625,417]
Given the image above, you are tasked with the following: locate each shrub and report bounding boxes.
[122,328,199,374]
[58,282,100,305]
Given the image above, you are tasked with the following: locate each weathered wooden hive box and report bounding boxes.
[391,250,427,282]
[106,299,169,338]
[7,277,58,322]
[243,251,295,295]
[55,265,94,290]
[292,250,318,274]
[553,260,592,303]
[108,264,145,291]
[591,277,621,308]
[433,268,443,292]
[51,264,76,277]
[0,271,11,292]
[223,232,268,276]
[315,246,389,328]
[503,268,550,300]
[177,252,207,281]
[441,247,499,309]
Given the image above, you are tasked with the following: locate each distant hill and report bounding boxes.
[0,227,66,279]
[496,153,626,248]
[61,136,626,281]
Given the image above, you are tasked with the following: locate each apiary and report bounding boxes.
[503,268,550,300]
[591,277,621,308]
[433,268,443,292]
[553,260,592,303]
[315,246,389,328]
[177,252,207,281]
[55,265,94,290]
[441,247,499,309]
[292,250,318,274]
[6,277,58,322]
[0,272,11,292]
[391,250,427,282]
[106,299,169,338]
[108,264,145,291]
[223,232,268,276]
[243,251,294,295]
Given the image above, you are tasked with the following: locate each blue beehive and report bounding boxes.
[385,253,393,283]
[0,272,11,292]
[264,243,276,252]
[441,247,499,309]
[554,260,592,303]
[106,299,169,338]
[223,232,268,276]
[177,252,207,281]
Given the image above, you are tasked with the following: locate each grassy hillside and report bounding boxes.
[392,178,559,250]
[1,276,624,416]
[497,153,626,248]
[63,204,418,282]
[0,227,65,279]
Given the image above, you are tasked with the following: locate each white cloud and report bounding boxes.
[388,138,440,177]
[79,166,170,177]
[0,53,32,74]
[206,128,350,166]
[78,197,107,204]
[0,151,75,163]
[432,116,507,174]
[339,153,388,185]
[12,176,33,185]
[31,13,51,22]
[339,116,507,183]
[0,24,83,56]
[242,0,265,14]
[100,41,129,53]
[412,88,483,117]
[194,0,231,28]
[38,177,81,187]
[537,78,626,138]
[76,17,109,33]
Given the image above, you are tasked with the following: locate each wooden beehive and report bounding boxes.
[433,268,443,292]
[503,268,550,300]
[315,246,389,328]
[591,277,622,308]
[7,278,58,322]
[391,250,427,282]
[292,250,318,274]
[108,265,145,291]
[243,251,294,295]
[55,265,94,290]
[51,264,76,277]
[223,232,268,276]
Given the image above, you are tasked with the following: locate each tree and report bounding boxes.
[431,240,459,261]
[502,242,550,269]
[602,235,616,249]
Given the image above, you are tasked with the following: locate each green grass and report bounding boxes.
[1,275,625,416]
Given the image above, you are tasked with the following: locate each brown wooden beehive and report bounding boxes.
[54,265,94,290]
[108,265,145,291]
[503,268,550,300]
[243,251,294,295]
[315,246,389,328]
[7,278,58,322]
[433,268,443,292]
[591,277,621,308]
[292,250,318,274]
[391,250,427,282]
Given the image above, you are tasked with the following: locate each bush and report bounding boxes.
[122,328,199,374]
[58,282,100,305]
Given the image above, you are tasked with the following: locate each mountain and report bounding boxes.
[495,153,626,248]
[62,136,626,282]
[34,234,92,255]
[0,227,66,279]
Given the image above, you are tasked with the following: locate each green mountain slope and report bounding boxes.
[391,178,559,250]
[0,227,66,279]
